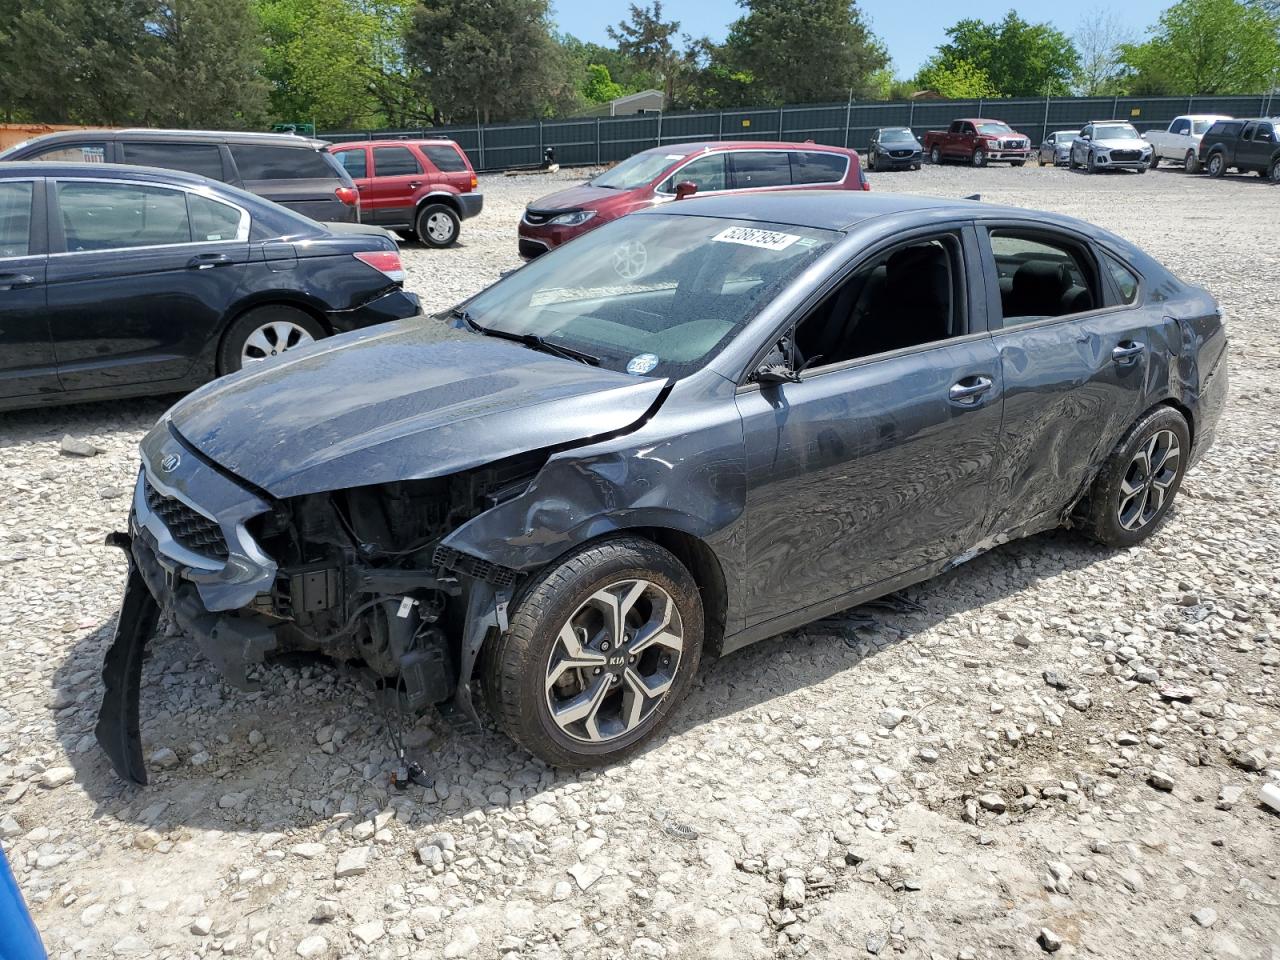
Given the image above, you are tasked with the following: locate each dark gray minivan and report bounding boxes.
[0,129,360,222]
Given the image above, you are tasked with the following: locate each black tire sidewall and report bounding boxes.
[217,305,325,375]
[1081,406,1191,548]
[1208,153,1225,178]
[485,536,704,768]
[415,203,460,248]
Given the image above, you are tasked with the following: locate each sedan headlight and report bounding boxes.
[549,209,596,226]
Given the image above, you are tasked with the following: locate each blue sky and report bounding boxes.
[550,0,1169,75]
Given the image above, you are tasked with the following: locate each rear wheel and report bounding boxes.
[1077,406,1190,548]
[1206,152,1226,178]
[217,305,325,375]
[1184,150,1201,173]
[930,145,942,165]
[483,536,703,768]
[415,203,460,248]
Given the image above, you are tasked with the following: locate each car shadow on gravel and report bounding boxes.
[0,396,174,452]
[49,524,1110,836]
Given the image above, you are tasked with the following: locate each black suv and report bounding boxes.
[1197,117,1280,182]
[0,129,361,221]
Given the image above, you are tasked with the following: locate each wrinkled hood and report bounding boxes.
[527,182,628,213]
[167,319,667,499]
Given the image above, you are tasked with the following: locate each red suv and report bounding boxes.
[518,140,869,258]
[329,139,482,247]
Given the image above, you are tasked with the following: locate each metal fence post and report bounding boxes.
[718,110,724,139]
[656,111,663,147]
[1111,95,1119,120]
[778,104,784,139]
[596,117,601,165]
[1187,95,1194,114]
[978,98,984,117]
[477,121,485,171]
[1042,94,1051,145]
[844,100,851,147]
[538,119,543,161]
[908,99,915,134]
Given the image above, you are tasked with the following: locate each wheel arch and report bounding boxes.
[416,191,461,217]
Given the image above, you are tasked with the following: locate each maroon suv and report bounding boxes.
[330,139,482,247]
[518,140,869,258]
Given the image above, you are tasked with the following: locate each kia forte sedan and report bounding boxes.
[0,163,417,411]
[97,191,1227,782]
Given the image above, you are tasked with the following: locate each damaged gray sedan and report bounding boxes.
[97,192,1228,782]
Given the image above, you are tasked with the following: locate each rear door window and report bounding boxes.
[230,145,334,181]
[988,231,1099,324]
[56,181,192,251]
[372,146,422,177]
[790,151,847,184]
[336,148,367,179]
[28,142,109,163]
[188,193,245,242]
[121,142,225,180]
[421,145,469,172]
[729,152,791,189]
[0,181,34,257]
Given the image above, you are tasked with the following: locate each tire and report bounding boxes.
[1269,157,1280,184]
[1184,150,1200,174]
[1038,152,1047,167]
[1068,151,1078,170]
[930,145,942,165]
[483,535,704,768]
[1077,406,1191,548]
[1206,152,1226,178]
[1087,152,1097,174]
[415,203,460,248]
[217,305,326,375]
[1010,159,1025,167]
[911,163,920,171]
[1135,165,1147,174]
[1148,150,1160,169]
[866,151,875,171]
[972,148,987,168]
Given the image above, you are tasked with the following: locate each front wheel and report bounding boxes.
[1010,159,1025,167]
[1068,151,1078,170]
[971,148,987,168]
[1087,152,1098,174]
[483,536,704,768]
[866,151,875,171]
[1269,157,1280,183]
[1148,151,1160,169]
[415,203,460,248]
[1077,406,1190,548]
[930,145,942,165]
[1206,152,1226,178]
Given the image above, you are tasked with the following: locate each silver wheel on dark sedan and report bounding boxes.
[1117,430,1181,531]
[241,319,315,364]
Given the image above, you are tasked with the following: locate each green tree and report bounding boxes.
[141,0,268,128]
[582,64,624,103]
[915,58,1000,99]
[722,0,889,104]
[406,0,577,123]
[673,36,754,108]
[1073,8,1135,95]
[920,11,1078,96]
[606,2,684,105]
[1120,0,1280,94]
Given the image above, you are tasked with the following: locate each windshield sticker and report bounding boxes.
[665,154,684,160]
[613,240,648,280]
[626,353,660,375]
[712,226,801,251]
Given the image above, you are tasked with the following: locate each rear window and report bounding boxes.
[790,151,847,184]
[731,152,791,188]
[230,145,336,181]
[336,149,367,179]
[421,144,469,172]
[29,142,108,163]
[373,146,422,176]
[0,181,33,256]
[121,142,225,180]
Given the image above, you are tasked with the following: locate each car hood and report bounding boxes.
[166,320,667,499]
[1093,138,1147,150]
[527,182,632,213]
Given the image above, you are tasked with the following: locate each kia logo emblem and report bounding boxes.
[608,655,625,666]
[160,453,181,473]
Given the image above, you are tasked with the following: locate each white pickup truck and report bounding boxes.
[1143,115,1232,172]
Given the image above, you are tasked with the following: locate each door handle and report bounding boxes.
[949,375,993,405]
[0,273,37,290]
[1112,341,1145,363]
[187,253,232,270]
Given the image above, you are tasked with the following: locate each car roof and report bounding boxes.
[633,190,1059,232]
[1180,113,1232,119]
[955,118,1009,124]
[0,160,235,188]
[638,140,854,156]
[6,128,330,150]
[330,139,460,149]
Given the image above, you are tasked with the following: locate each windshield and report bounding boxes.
[460,214,839,378]
[977,123,1013,136]
[1192,120,1215,135]
[590,150,682,190]
[1095,124,1139,139]
[1053,132,1078,143]
[880,129,916,143]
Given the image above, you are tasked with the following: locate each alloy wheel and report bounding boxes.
[1117,429,1180,531]
[544,578,683,744]
[241,320,314,364]
[426,211,456,244]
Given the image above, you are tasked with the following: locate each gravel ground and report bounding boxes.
[2,161,1278,960]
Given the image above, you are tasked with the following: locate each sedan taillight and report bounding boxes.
[335,186,359,206]
[353,250,405,284]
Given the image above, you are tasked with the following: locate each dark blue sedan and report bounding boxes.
[97,191,1227,780]
[0,162,419,411]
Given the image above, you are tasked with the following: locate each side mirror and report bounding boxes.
[1079,133,1091,141]
[754,362,800,385]
[674,181,699,201]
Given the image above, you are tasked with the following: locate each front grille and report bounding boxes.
[890,149,914,158]
[434,545,517,589]
[144,478,229,561]
[522,209,556,226]
[1111,149,1142,161]
[1001,139,1025,150]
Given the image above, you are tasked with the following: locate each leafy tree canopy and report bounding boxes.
[918,11,1078,96]
[1120,0,1280,94]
